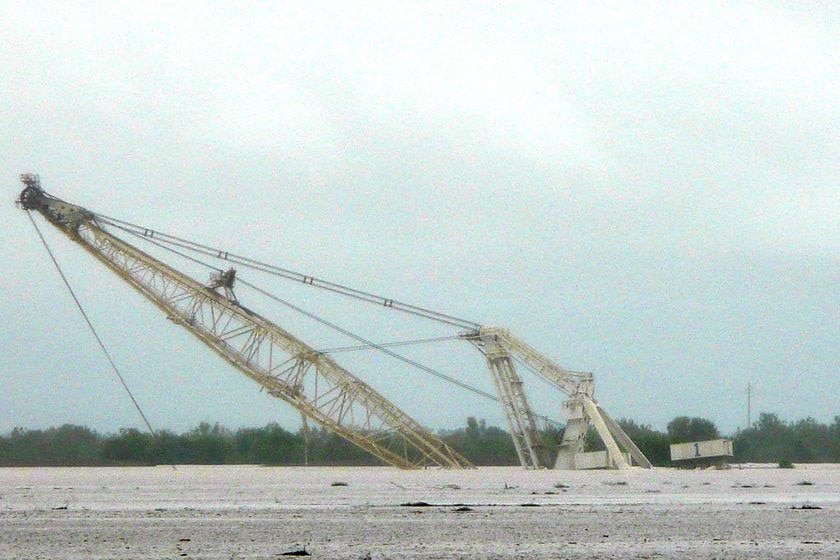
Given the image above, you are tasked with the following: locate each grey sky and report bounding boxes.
[1,2,838,436]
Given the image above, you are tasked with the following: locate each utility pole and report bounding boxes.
[746,382,752,429]
[301,413,310,467]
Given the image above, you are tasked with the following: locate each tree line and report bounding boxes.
[0,413,837,467]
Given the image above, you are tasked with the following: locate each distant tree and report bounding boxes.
[616,419,671,466]
[583,426,605,452]
[539,424,561,464]
[2,427,45,465]
[103,428,156,465]
[666,416,719,443]
[736,413,790,462]
[440,417,518,465]
[733,413,840,463]
[306,427,379,466]
[182,422,233,464]
[831,416,840,460]
[152,430,186,465]
[233,423,303,465]
[0,425,102,466]
[791,417,830,462]
[48,425,102,465]
[4,412,836,467]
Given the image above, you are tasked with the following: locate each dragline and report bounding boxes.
[17,175,651,470]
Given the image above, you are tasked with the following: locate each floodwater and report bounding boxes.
[1,464,838,559]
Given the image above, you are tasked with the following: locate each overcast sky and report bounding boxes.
[1,1,838,438]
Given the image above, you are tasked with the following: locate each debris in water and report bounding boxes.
[51,504,68,510]
[331,481,348,487]
[795,481,814,486]
[520,503,541,507]
[553,483,569,489]
[453,506,473,512]
[281,547,311,556]
[602,481,627,486]
[400,501,432,507]
[790,504,822,510]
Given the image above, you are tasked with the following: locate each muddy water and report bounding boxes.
[1,465,838,558]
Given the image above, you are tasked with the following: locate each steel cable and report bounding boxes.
[107,220,564,429]
[26,212,168,454]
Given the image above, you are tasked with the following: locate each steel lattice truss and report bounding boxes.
[464,329,652,469]
[474,332,546,468]
[18,175,653,470]
[20,184,470,469]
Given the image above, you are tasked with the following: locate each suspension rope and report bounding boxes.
[315,335,463,354]
[110,221,564,429]
[26,213,163,444]
[240,277,499,396]
[95,214,480,330]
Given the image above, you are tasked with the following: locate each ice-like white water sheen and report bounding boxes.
[0,465,838,558]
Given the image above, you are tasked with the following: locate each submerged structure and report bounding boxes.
[17,174,651,470]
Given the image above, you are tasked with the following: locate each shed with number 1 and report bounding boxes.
[670,439,734,462]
